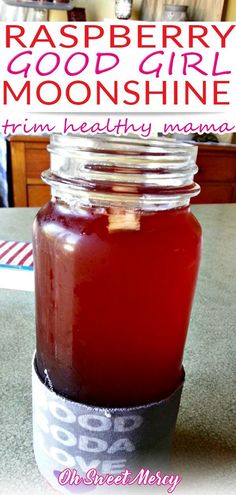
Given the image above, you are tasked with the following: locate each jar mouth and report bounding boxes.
[44,134,200,210]
[48,134,196,160]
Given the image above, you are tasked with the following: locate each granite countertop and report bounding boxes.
[0,206,235,495]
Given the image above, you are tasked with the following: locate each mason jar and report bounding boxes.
[32,135,202,488]
[115,0,133,19]
[162,4,188,22]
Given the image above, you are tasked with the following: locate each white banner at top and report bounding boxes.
[0,21,235,116]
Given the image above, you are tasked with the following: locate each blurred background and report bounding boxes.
[0,0,235,23]
[4,134,236,209]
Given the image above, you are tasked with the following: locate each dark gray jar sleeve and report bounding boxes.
[32,355,184,492]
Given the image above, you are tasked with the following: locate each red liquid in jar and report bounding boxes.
[34,199,201,407]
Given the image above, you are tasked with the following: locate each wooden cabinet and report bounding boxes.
[9,136,50,207]
[193,143,236,204]
[9,136,236,206]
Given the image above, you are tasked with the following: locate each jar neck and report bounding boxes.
[43,135,200,212]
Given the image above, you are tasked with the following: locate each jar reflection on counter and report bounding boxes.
[33,135,202,408]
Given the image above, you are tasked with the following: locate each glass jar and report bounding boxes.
[115,0,133,19]
[162,4,188,22]
[33,135,202,408]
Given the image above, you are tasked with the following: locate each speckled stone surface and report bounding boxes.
[0,206,235,495]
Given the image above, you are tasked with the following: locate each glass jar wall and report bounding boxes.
[33,135,202,407]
